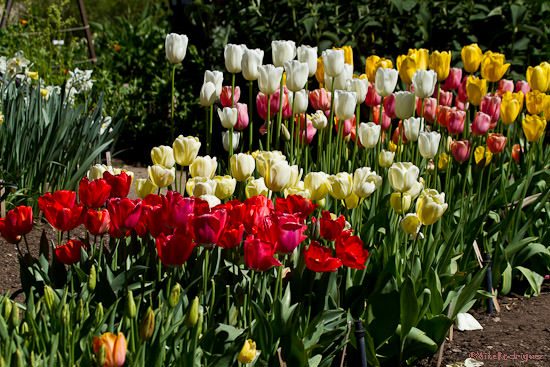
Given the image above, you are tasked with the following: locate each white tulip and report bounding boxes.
[374,67,398,97]
[346,78,369,104]
[242,48,264,81]
[388,162,420,193]
[325,63,353,91]
[334,90,356,121]
[378,149,395,168]
[289,89,308,114]
[189,156,217,178]
[230,153,255,182]
[403,117,424,142]
[322,49,345,77]
[353,167,382,198]
[222,130,240,152]
[204,70,223,97]
[412,69,437,98]
[199,81,217,106]
[272,40,296,67]
[257,64,283,95]
[224,44,246,73]
[297,45,318,77]
[218,107,238,129]
[284,60,308,92]
[357,122,381,149]
[311,110,328,129]
[418,131,441,159]
[165,33,188,64]
[264,160,292,192]
[394,91,415,120]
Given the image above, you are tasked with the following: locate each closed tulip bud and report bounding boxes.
[230,153,255,182]
[95,302,104,325]
[311,110,328,130]
[245,177,269,198]
[416,189,448,225]
[20,321,29,335]
[185,296,200,328]
[327,172,353,200]
[213,175,236,199]
[388,162,419,193]
[471,111,491,136]
[378,149,395,168]
[165,33,188,64]
[234,103,249,130]
[352,167,382,198]
[151,145,175,168]
[9,303,19,328]
[238,339,261,364]
[297,45,318,77]
[284,60,308,92]
[375,67,398,97]
[224,44,245,73]
[148,165,175,188]
[272,40,296,68]
[14,349,24,367]
[322,49,345,78]
[173,135,201,166]
[412,69,437,98]
[346,78,369,104]
[289,89,309,114]
[125,291,136,319]
[222,130,240,152]
[526,63,550,92]
[526,90,545,115]
[88,264,97,291]
[438,153,450,170]
[44,285,55,311]
[401,213,421,234]
[461,43,483,73]
[334,90,356,121]
[257,64,283,95]
[189,156,217,178]
[451,139,471,163]
[445,136,453,153]
[169,283,181,308]
[390,192,412,214]
[140,308,155,341]
[466,76,487,106]
[325,63,353,91]
[61,303,70,326]
[204,70,223,98]
[429,51,451,81]
[264,160,291,192]
[522,114,547,142]
[512,144,522,163]
[241,48,264,81]
[481,51,510,82]
[393,91,415,120]
[403,117,424,142]
[135,179,157,199]
[218,107,238,129]
[304,172,329,201]
[418,131,441,159]
[357,122,381,148]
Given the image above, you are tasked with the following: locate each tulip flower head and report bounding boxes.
[403,117,424,142]
[200,81,217,106]
[526,62,550,92]
[526,90,545,115]
[93,332,127,367]
[284,60,309,92]
[309,88,331,111]
[412,69,437,98]
[224,43,246,74]
[375,67,398,97]
[365,81,382,106]
[241,48,264,81]
[304,241,342,272]
[165,33,188,64]
[189,156,217,178]
[311,110,328,129]
[466,76,487,106]
[378,149,395,168]
[429,51,451,81]
[79,177,111,209]
[461,43,483,73]
[334,90,356,121]
[55,239,84,264]
[447,108,466,135]
[388,162,420,193]
[272,40,296,68]
[257,64,283,95]
[238,339,261,364]
[451,139,471,163]
[394,91,415,120]
[335,230,368,269]
[151,145,175,168]
[522,114,547,142]
[416,189,448,225]
[401,213,421,235]
[204,70,223,97]
[480,51,510,82]
[357,122,381,149]
[418,131,441,159]
[244,235,281,271]
[304,172,329,201]
[322,49,345,78]
[474,146,493,167]
[0,206,33,244]
[480,94,501,123]
[352,167,382,198]
[328,172,353,200]
[297,45,318,77]
[441,67,463,91]
[471,111,491,136]
[148,165,175,188]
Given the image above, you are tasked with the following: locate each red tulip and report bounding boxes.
[275,195,318,223]
[156,229,195,266]
[512,144,522,163]
[373,105,392,130]
[39,191,84,231]
[235,102,249,130]
[441,67,462,91]
[304,241,342,272]
[84,209,111,235]
[243,196,274,233]
[244,235,281,271]
[188,207,228,245]
[218,224,244,249]
[0,218,20,244]
[487,133,507,154]
[365,81,381,107]
[220,85,240,107]
[447,108,466,135]
[0,206,32,243]
[471,111,491,136]
[451,139,471,163]
[269,213,307,254]
[383,94,396,119]
[436,106,451,127]
[107,198,142,231]
[515,80,530,96]
[320,210,346,241]
[480,94,501,123]
[103,171,132,198]
[335,230,369,270]
[392,120,409,144]
[55,239,84,265]
[79,177,111,208]
[147,205,172,238]
[309,88,331,111]
[457,75,469,102]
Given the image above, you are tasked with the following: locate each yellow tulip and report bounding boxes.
[390,192,411,215]
[461,43,483,74]
[375,58,393,71]
[526,63,550,92]
[304,172,330,201]
[522,114,547,142]
[148,165,175,188]
[408,48,429,70]
[333,45,353,66]
[328,172,353,200]
[543,95,550,121]
[466,76,487,106]
[315,55,325,87]
[238,339,260,364]
[365,55,381,82]
[429,50,451,81]
[401,213,421,234]
[135,179,157,199]
[480,51,510,82]
[213,175,236,200]
[416,189,448,226]
[437,153,449,170]
[388,141,397,153]
[396,54,417,85]
[245,177,269,198]
[26,71,39,80]
[500,91,522,125]
[525,90,546,115]
[474,146,492,167]
[343,192,360,209]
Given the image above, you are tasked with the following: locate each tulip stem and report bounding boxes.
[266,94,271,151]
[328,79,336,172]
[229,127,234,161]
[352,105,360,169]
[276,78,284,150]
[231,73,235,108]
[248,81,253,152]
[170,64,177,141]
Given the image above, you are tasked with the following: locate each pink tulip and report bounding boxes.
[416,97,437,123]
[447,108,466,135]
[515,80,530,95]
[451,139,471,163]
[455,99,469,111]
[270,86,289,115]
[365,81,381,107]
[234,103,249,130]
[458,75,469,102]
[471,111,491,136]
[220,86,240,107]
[256,92,276,120]
[373,106,391,130]
[436,89,453,106]
[499,79,514,93]
[441,67,462,91]
[309,88,331,111]
[480,94,501,122]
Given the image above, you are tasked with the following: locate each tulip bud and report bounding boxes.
[88,264,97,291]
[2,298,12,320]
[281,123,291,141]
[125,291,136,319]
[165,33,188,64]
[140,308,155,341]
[378,149,395,168]
[173,135,201,166]
[151,145,175,169]
[20,321,29,335]
[169,283,181,308]
[62,303,70,326]
[43,285,56,311]
[224,44,246,73]
[242,48,264,81]
[403,117,424,142]
[77,298,88,321]
[14,350,24,367]
[9,303,19,329]
[97,344,108,366]
[185,296,200,328]
[95,302,104,325]
[135,179,157,199]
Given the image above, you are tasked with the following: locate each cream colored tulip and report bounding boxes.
[213,175,236,200]
[245,177,269,198]
[189,156,217,178]
[151,145,175,168]
[135,178,157,199]
[388,162,420,193]
[264,160,292,192]
[148,165,175,188]
[378,149,395,168]
[352,167,382,198]
[173,135,201,166]
[230,153,255,182]
[328,172,353,200]
[304,172,329,201]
